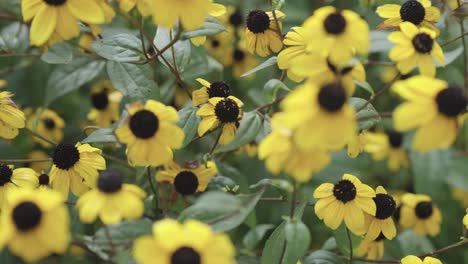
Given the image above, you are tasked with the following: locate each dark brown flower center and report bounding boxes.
[247,10,270,33]
[171,247,201,264]
[229,10,243,27]
[400,0,426,25]
[387,132,403,148]
[208,81,231,98]
[91,90,110,110]
[97,170,123,193]
[318,83,347,112]
[412,33,433,54]
[333,179,357,203]
[233,49,245,62]
[43,118,56,130]
[324,12,346,35]
[415,201,433,219]
[435,87,467,117]
[38,174,50,186]
[43,0,66,6]
[130,110,159,139]
[52,143,80,170]
[214,98,240,123]
[0,165,13,186]
[211,39,220,48]
[373,193,396,219]
[174,171,199,196]
[12,202,42,231]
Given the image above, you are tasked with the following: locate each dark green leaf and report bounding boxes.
[250,178,294,193]
[176,104,201,147]
[81,127,117,144]
[303,250,344,264]
[106,61,156,100]
[350,97,380,130]
[216,112,263,153]
[182,17,226,39]
[333,224,361,257]
[447,157,468,190]
[241,56,277,77]
[264,79,290,100]
[410,149,450,197]
[354,80,374,95]
[0,22,29,52]
[41,42,73,64]
[441,46,463,67]
[243,224,275,250]
[397,230,435,255]
[92,33,143,62]
[154,27,191,72]
[369,31,392,53]
[283,219,311,264]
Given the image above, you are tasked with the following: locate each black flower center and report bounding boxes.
[208,81,231,98]
[333,179,357,203]
[12,202,42,231]
[415,201,433,219]
[375,232,386,241]
[324,12,346,35]
[43,0,66,6]
[435,87,467,117]
[97,170,123,193]
[52,143,80,170]
[400,0,426,25]
[171,247,201,264]
[247,10,270,33]
[215,98,240,123]
[233,49,245,62]
[174,171,199,196]
[38,174,50,186]
[91,90,109,110]
[318,83,347,112]
[211,39,220,48]
[394,206,401,222]
[373,193,396,219]
[43,118,56,130]
[412,33,433,54]
[229,11,243,27]
[326,60,353,75]
[130,110,159,139]
[0,165,13,186]
[387,132,403,148]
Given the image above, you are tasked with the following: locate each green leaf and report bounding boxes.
[250,178,294,193]
[354,80,374,96]
[81,127,117,144]
[261,202,307,264]
[178,189,265,232]
[154,27,191,72]
[182,17,226,39]
[369,31,392,53]
[303,250,344,264]
[264,79,291,100]
[92,33,143,62]
[440,46,464,67]
[397,230,435,255]
[208,175,238,191]
[243,224,275,250]
[45,58,105,105]
[241,56,277,78]
[271,0,286,9]
[41,42,73,64]
[350,97,380,130]
[333,224,361,257]
[106,61,156,100]
[0,22,29,52]
[176,104,201,147]
[447,156,468,190]
[216,112,263,153]
[283,219,311,264]
[410,149,451,197]
[94,219,152,241]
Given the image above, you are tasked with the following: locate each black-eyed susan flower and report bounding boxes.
[356,234,385,260]
[190,4,227,46]
[196,96,243,145]
[156,160,217,196]
[118,0,152,16]
[0,188,69,262]
[347,131,367,158]
[37,173,51,190]
[463,209,468,229]
[303,6,369,65]
[400,193,442,236]
[87,0,116,36]
[27,108,65,148]
[21,0,106,46]
[115,100,184,167]
[380,66,413,84]
[377,0,440,34]
[392,76,467,152]
[277,26,310,83]
[79,33,96,53]
[151,0,225,31]
[231,46,259,79]
[236,141,258,157]
[0,165,38,206]
[313,174,376,235]
[364,186,397,240]
[192,79,232,107]
[76,170,146,224]
[27,150,52,173]
[388,22,444,77]
[206,32,234,66]
[0,91,25,140]
[218,6,244,35]
[364,131,409,171]
[87,80,123,128]
[281,81,356,151]
[401,256,442,264]
[258,114,331,183]
[245,10,285,57]
[50,142,106,197]
[133,219,236,264]
[290,55,366,96]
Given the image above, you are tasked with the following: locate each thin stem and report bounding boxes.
[26,128,58,146]
[209,127,223,155]
[357,74,400,112]
[459,18,468,95]
[0,158,51,163]
[259,197,315,207]
[346,227,353,264]
[277,183,298,264]
[146,167,158,198]
[440,32,468,47]
[104,225,116,257]
[0,53,39,58]
[102,153,134,170]
[255,95,285,112]
[357,112,393,122]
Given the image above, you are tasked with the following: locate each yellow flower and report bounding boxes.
[174,87,191,109]
[289,54,366,96]
[258,114,330,183]
[245,10,285,57]
[196,96,243,145]
[464,209,468,229]
[401,256,442,264]
[392,76,467,152]
[231,46,259,79]
[389,22,444,77]
[217,6,244,35]
[364,186,397,240]
[87,80,123,128]
[0,188,69,262]
[79,33,96,53]
[21,0,106,46]
[377,0,440,34]
[27,150,52,173]
[452,188,468,208]
[192,78,232,107]
[190,3,227,46]
[0,79,6,88]
[0,165,38,207]
[347,131,366,158]
[87,0,115,36]
[302,6,369,65]
[50,143,106,197]
[118,0,152,16]
[27,108,65,148]
[399,193,442,236]
[380,66,413,83]
[313,174,376,235]
[236,142,258,157]
[133,219,236,264]
[448,0,462,10]
[356,235,385,260]
[0,91,25,140]
[156,160,217,196]
[115,100,184,167]
[281,81,356,151]
[76,170,146,224]
[364,131,409,171]
[151,0,225,31]
[277,26,310,83]
[206,32,235,66]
